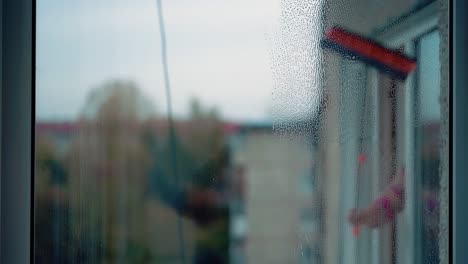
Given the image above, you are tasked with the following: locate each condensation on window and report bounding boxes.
[35,0,445,264]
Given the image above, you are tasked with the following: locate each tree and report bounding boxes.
[35,136,71,264]
[66,80,154,263]
[186,97,226,187]
[145,97,226,189]
[61,81,227,263]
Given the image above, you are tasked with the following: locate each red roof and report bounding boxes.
[36,120,244,135]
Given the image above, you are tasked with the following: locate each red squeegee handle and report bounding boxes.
[325,27,417,75]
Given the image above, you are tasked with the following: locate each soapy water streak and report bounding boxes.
[271,0,324,142]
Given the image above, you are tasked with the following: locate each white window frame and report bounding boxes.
[371,2,439,263]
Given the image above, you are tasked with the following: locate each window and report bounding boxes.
[364,8,441,264]
[415,29,441,264]
[26,1,452,264]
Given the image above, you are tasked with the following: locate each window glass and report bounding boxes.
[35,1,445,264]
[416,30,441,264]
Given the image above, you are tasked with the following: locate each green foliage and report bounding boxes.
[35,80,229,263]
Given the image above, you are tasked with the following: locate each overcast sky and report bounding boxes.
[36,0,321,122]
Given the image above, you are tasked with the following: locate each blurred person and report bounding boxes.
[348,167,406,228]
[348,166,439,261]
[348,124,440,262]
[348,123,440,228]
[348,167,439,229]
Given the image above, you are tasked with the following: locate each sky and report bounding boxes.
[36,0,322,123]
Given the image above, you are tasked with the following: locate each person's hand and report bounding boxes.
[348,182,405,228]
[348,203,391,228]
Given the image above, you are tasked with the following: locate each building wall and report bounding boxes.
[231,130,316,264]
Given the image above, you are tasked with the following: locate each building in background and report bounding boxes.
[228,123,320,264]
[36,120,321,264]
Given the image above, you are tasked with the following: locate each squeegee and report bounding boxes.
[321,26,417,80]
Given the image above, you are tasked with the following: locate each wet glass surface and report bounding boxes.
[35,0,444,263]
